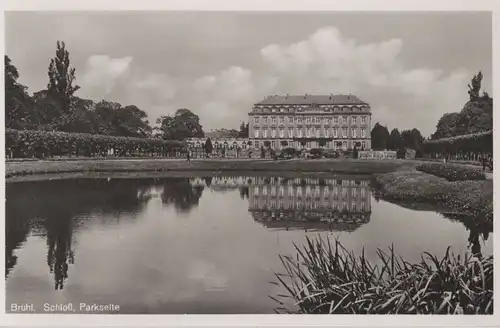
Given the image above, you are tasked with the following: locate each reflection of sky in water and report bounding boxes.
[5,177,493,314]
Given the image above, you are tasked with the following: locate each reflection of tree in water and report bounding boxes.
[442,213,492,258]
[5,178,155,285]
[5,192,29,278]
[203,177,213,188]
[45,211,74,290]
[239,186,249,200]
[161,178,204,212]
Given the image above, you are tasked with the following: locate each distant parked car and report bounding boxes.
[309,148,324,159]
[323,150,340,159]
[279,147,298,159]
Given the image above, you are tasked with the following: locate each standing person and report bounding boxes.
[482,155,487,172]
[187,150,191,162]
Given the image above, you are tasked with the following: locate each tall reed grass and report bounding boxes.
[272,237,493,314]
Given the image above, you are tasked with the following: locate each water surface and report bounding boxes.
[5,176,493,314]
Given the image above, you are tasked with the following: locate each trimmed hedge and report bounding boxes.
[416,163,485,181]
[5,129,186,159]
[424,130,492,155]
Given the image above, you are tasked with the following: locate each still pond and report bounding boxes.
[5,176,493,314]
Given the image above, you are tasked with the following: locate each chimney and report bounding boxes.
[348,93,351,100]
[285,93,289,100]
[329,93,333,100]
[304,93,308,99]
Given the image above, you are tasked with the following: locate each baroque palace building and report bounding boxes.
[248,94,372,150]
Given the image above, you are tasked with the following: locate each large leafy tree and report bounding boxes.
[31,90,65,130]
[431,71,492,140]
[370,123,390,150]
[204,138,213,154]
[93,100,152,137]
[431,113,460,140]
[47,41,80,115]
[157,109,204,140]
[400,128,424,156]
[59,97,99,133]
[5,55,35,129]
[387,128,402,150]
[468,70,483,102]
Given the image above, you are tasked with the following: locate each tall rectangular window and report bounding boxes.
[361,128,365,138]
[263,117,267,124]
[306,117,311,124]
[334,116,339,124]
[297,128,302,138]
[279,117,284,124]
[351,128,356,138]
[315,128,320,138]
[271,129,276,138]
[307,128,312,137]
[343,116,348,124]
[361,116,366,124]
[254,117,259,123]
[333,128,338,138]
[342,128,347,138]
[254,129,259,138]
[272,117,277,125]
[288,128,293,137]
[263,130,267,138]
[351,116,357,125]
[279,128,284,138]
[325,129,329,137]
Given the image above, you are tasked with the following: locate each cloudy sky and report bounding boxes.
[5,11,491,136]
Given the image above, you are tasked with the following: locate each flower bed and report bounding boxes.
[5,129,185,159]
[416,163,485,181]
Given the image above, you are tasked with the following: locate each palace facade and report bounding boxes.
[248,94,372,150]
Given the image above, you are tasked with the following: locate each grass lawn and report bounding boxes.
[5,158,413,179]
[374,170,493,224]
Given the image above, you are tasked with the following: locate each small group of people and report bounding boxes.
[481,154,493,172]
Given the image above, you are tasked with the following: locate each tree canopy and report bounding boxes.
[156,108,205,140]
[432,71,492,140]
[5,55,35,129]
[370,123,390,150]
[6,41,204,141]
[47,41,80,115]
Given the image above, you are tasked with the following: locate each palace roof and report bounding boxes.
[254,94,367,106]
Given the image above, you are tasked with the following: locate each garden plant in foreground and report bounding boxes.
[272,237,493,314]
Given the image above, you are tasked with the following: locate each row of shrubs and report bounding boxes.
[279,147,353,159]
[416,163,486,181]
[273,237,493,314]
[5,129,186,159]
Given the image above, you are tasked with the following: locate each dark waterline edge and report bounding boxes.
[6,170,375,183]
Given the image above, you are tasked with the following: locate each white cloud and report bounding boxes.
[135,73,176,100]
[80,27,472,135]
[257,26,470,135]
[82,55,133,93]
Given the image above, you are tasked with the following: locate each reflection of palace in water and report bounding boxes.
[189,176,372,232]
